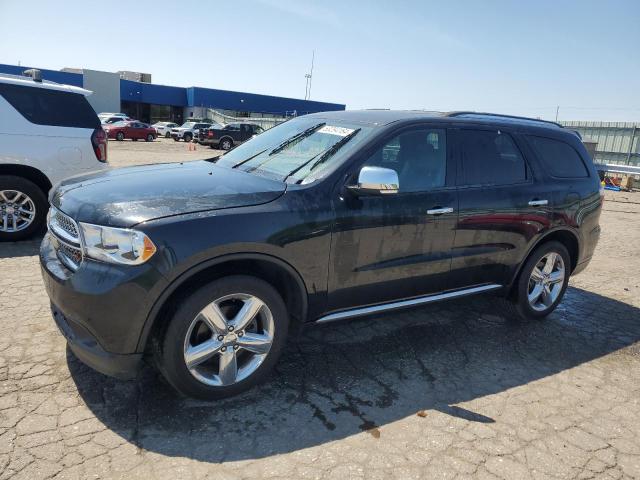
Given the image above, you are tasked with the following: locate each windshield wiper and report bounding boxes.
[283,128,361,183]
[231,148,269,169]
[268,123,326,156]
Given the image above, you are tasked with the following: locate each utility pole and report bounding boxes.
[555,105,559,122]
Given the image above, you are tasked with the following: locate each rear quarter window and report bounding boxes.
[0,83,99,129]
[526,135,589,178]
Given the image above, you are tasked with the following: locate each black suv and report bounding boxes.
[198,122,264,150]
[40,111,602,399]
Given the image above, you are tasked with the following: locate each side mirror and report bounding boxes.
[348,166,399,195]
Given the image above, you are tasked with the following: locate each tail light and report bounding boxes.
[208,130,215,138]
[91,128,108,163]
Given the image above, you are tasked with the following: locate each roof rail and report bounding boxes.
[446,111,563,129]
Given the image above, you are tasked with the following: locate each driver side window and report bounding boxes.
[364,128,447,193]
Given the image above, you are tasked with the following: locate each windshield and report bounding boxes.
[216,117,374,183]
[180,122,196,128]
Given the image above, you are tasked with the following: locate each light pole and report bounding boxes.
[304,50,315,100]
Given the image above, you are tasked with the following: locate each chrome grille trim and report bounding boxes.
[48,206,83,272]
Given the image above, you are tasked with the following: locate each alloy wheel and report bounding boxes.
[183,293,274,386]
[0,190,36,233]
[527,252,565,311]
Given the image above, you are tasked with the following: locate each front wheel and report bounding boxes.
[156,275,289,399]
[146,134,154,142]
[165,132,171,138]
[116,132,125,141]
[183,133,192,142]
[0,176,47,242]
[502,241,570,321]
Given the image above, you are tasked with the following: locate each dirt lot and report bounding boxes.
[1,146,640,479]
[107,137,224,168]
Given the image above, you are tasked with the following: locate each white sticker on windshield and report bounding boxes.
[318,125,355,137]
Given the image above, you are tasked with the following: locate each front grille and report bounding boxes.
[54,209,78,238]
[56,241,83,271]
[48,207,82,272]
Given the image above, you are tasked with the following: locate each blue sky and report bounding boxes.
[1,0,638,121]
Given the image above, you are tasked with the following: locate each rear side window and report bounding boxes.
[0,83,99,129]
[527,136,589,178]
[459,130,526,186]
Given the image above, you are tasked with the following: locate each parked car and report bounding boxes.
[152,121,179,138]
[40,110,602,399]
[98,112,128,122]
[104,121,157,141]
[198,122,264,150]
[170,121,216,142]
[101,115,131,125]
[0,70,107,241]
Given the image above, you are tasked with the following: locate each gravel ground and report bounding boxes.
[1,154,640,479]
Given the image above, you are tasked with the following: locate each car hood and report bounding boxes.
[51,161,286,228]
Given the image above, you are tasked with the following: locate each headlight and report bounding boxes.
[79,223,157,265]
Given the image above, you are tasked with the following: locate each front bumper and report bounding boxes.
[51,303,142,379]
[40,233,168,377]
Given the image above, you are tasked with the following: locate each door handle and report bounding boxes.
[426,207,454,215]
[528,199,549,206]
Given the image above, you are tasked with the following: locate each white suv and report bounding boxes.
[170,122,217,142]
[0,71,108,241]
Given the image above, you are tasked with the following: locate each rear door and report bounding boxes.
[448,127,552,289]
[328,124,458,310]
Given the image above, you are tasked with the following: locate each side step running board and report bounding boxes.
[316,284,502,324]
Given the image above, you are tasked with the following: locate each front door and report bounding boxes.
[328,125,458,311]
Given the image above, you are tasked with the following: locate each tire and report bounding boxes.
[0,175,48,242]
[165,132,171,138]
[173,137,180,142]
[500,241,570,321]
[132,138,138,142]
[146,134,154,142]
[183,133,192,143]
[116,132,125,141]
[220,137,233,151]
[156,275,289,399]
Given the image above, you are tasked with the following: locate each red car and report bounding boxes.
[104,121,157,142]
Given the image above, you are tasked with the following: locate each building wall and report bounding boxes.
[82,69,121,114]
[0,63,82,87]
[561,121,640,166]
[187,86,345,115]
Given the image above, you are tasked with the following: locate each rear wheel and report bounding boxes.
[501,241,570,321]
[165,132,171,138]
[220,137,233,150]
[156,275,289,399]
[0,176,47,242]
[116,132,125,141]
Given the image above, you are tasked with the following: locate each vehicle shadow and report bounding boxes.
[0,236,43,259]
[68,286,640,462]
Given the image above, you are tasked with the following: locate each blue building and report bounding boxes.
[0,63,346,124]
